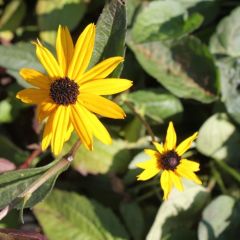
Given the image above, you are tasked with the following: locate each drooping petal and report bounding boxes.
[20,68,50,89]
[170,171,183,191]
[77,57,123,84]
[70,103,93,150]
[82,107,112,145]
[144,149,159,158]
[79,93,125,119]
[56,25,74,76]
[137,167,159,181]
[180,159,200,172]
[41,110,56,151]
[164,122,177,151]
[16,88,48,104]
[160,170,172,200]
[68,24,95,80]
[136,158,158,170]
[176,132,198,156]
[80,78,132,95]
[176,164,202,185]
[51,105,70,155]
[153,142,165,154]
[37,99,57,122]
[34,40,61,78]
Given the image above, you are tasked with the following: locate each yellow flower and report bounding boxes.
[136,122,202,200]
[16,24,132,155]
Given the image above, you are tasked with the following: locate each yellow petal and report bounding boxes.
[160,170,172,200]
[64,123,74,142]
[170,171,184,191]
[180,159,200,172]
[68,24,95,80]
[34,40,61,78]
[56,25,74,76]
[164,122,177,151]
[70,103,93,150]
[136,158,158,170]
[81,78,132,95]
[51,106,70,155]
[176,132,198,156]
[144,149,159,158]
[176,164,202,185]
[20,68,50,89]
[153,142,164,154]
[82,107,112,145]
[42,110,55,151]
[79,93,125,119]
[77,57,123,84]
[37,99,57,122]
[137,167,159,181]
[16,88,48,104]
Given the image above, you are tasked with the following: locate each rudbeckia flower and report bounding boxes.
[136,122,202,200]
[16,24,132,155]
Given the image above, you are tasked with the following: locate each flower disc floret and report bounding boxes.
[160,150,181,170]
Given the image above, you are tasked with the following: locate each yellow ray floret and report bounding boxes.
[16,23,132,155]
[136,122,202,200]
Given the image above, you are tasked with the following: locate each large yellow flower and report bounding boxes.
[16,24,132,155]
[136,122,202,200]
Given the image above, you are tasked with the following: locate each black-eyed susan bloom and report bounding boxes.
[16,24,132,155]
[136,122,202,200]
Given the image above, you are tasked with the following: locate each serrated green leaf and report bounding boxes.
[0,160,61,209]
[210,6,240,57]
[198,195,240,240]
[128,35,219,103]
[0,0,26,31]
[120,202,145,240]
[33,189,129,240]
[147,181,209,240]
[217,58,240,124]
[63,134,131,175]
[196,113,240,165]
[89,0,126,77]
[0,43,43,87]
[123,90,183,123]
[132,0,203,43]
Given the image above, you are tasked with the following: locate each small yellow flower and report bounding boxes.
[16,24,132,155]
[136,122,202,200]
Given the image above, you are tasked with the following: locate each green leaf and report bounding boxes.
[0,160,61,209]
[89,0,126,77]
[147,181,209,240]
[0,135,28,165]
[120,202,145,240]
[196,113,240,165]
[123,90,183,123]
[0,43,43,87]
[210,6,240,57]
[128,35,219,103]
[0,99,12,123]
[0,0,26,31]
[63,134,131,175]
[198,195,240,240]
[217,57,240,124]
[33,189,129,240]
[126,0,141,27]
[36,0,87,31]
[132,0,203,43]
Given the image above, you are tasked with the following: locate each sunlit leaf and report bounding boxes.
[34,189,129,240]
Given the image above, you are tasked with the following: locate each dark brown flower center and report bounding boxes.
[159,150,181,170]
[50,78,79,105]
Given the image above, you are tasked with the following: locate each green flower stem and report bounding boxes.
[136,188,160,202]
[124,101,156,142]
[214,159,240,184]
[0,140,81,221]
